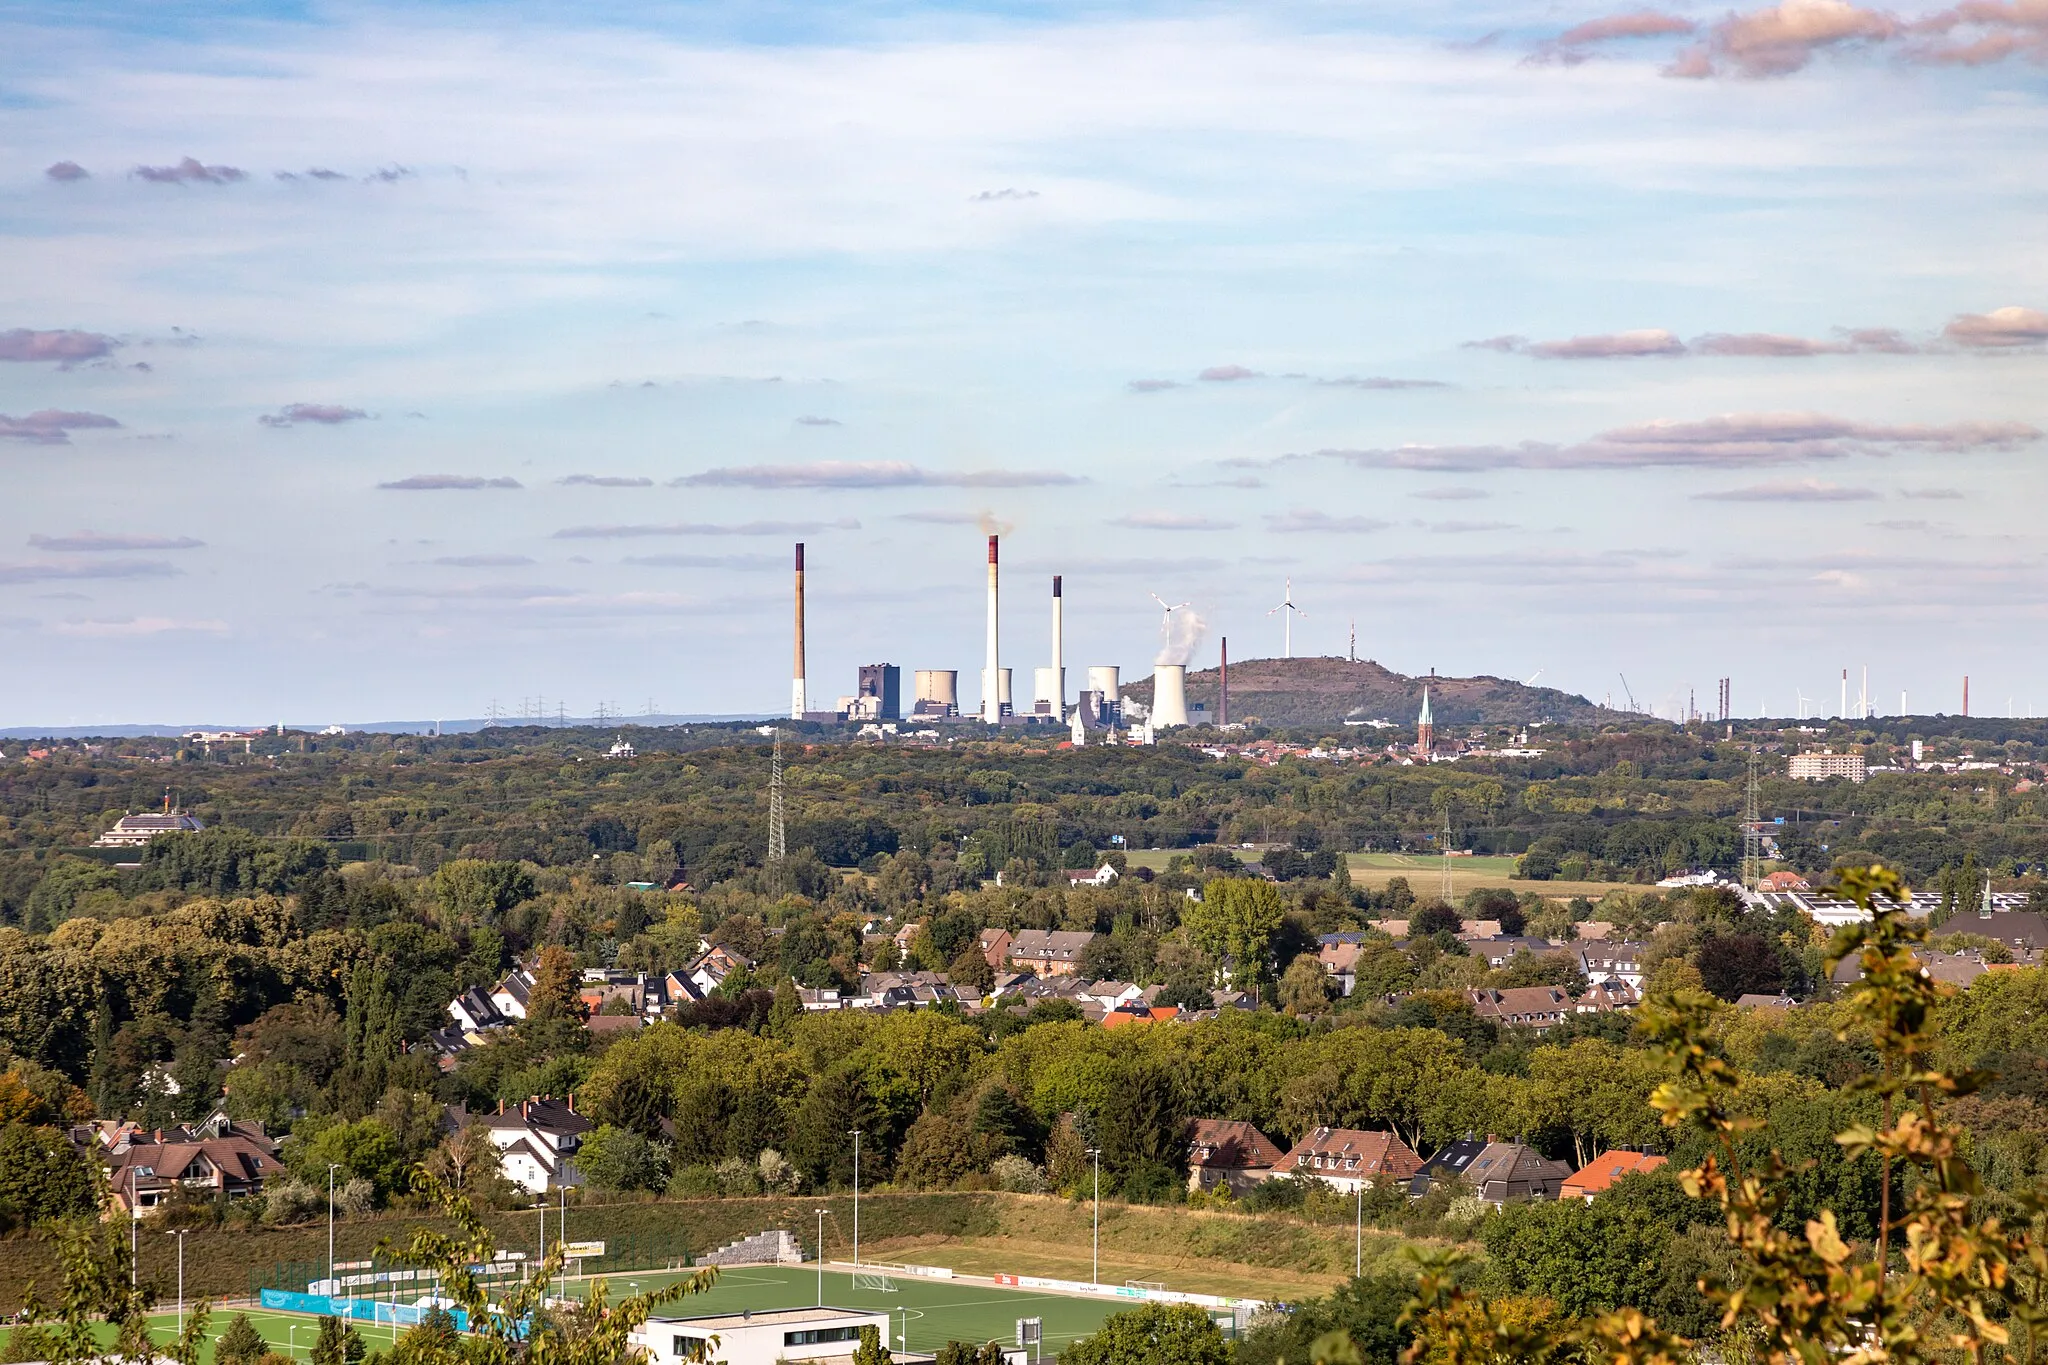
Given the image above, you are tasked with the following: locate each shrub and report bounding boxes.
[990,1155,1045,1193]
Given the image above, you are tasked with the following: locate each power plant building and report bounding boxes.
[913,669,959,717]
[856,664,900,721]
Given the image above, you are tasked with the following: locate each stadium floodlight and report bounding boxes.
[816,1208,827,1305]
[1086,1148,1102,1286]
[851,1130,864,1269]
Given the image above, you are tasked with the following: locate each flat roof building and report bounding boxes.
[636,1307,892,1365]
[1788,749,1866,783]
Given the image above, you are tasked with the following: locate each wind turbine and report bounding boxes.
[1796,688,1811,720]
[1267,578,1306,658]
[1523,669,1543,687]
[1149,592,1190,625]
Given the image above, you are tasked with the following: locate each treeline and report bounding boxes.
[5,726,2047,926]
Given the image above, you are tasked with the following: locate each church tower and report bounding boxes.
[1416,687,1434,759]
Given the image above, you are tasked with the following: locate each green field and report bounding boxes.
[0,1267,1151,1362]
[1123,848,1630,900]
[596,1265,1160,1352]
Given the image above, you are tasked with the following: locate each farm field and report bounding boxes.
[1122,847,1631,901]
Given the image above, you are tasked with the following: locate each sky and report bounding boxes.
[2,0,2045,727]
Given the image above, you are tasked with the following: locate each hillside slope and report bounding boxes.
[1120,656,1607,727]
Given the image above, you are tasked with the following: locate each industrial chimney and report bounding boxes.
[1220,637,1229,728]
[1049,575,1065,722]
[983,535,1001,725]
[1152,664,1189,728]
[791,543,806,721]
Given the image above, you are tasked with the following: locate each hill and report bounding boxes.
[1119,656,1609,728]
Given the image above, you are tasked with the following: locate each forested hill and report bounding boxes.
[1120,657,1608,727]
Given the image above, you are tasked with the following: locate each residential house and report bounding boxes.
[1560,1150,1667,1201]
[1465,986,1575,1032]
[578,969,672,1020]
[1318,939,1361,997]
[977,927,1014,970]
[451,1097,593,1194]
[1462,1141,1572,1204]
[663,969,706,1009]
[1405,1136,1489,1197]
[1734,993,1799,1010]
[687,946,756,998]
[1467,936,1569,970]
[798,986,845,1011]
[584,1014,645,1039]
[490,967,538,1021]
[101,1125,283,1219]
[1006,929,1097,977]
[1062,864,1120,888]
[1100,1004,1179,1028]
[1269,1126,1423,1194]
[1576,981,1639,1013]
[1076,980,1145,1010]
[449,986,506,1034]
[1187,1119,1286,1195]
[854,970,960,1011]
[1571,941,1648,992]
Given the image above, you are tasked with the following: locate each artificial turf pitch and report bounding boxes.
[2,1267,1143,1361]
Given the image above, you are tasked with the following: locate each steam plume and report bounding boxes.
[1157,607,1207,665]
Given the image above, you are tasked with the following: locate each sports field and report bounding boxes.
[573,1264,1144,1353]
[0,1266,1148,1361]
[1123,847,1627,900]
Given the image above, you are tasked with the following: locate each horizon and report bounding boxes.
[3,0,2043,726]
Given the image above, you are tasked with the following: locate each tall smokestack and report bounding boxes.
[1050,576,1064,722]
[984,536,1001,725]
[791,543,807,720]
[1220,637,1229,728]
[1964,675,1970,717]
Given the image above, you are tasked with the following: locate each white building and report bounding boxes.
[93,810,205,847]
[453,1098,592,1194]
[636,1308,892,1365]
[1788,749,1867,783]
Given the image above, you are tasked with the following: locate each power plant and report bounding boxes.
[780,538,1175,734]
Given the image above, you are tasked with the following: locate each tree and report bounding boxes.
[0,1123,99,1224]
[1058,1305,1228,1365]
[947,944,995,995]
[380,1173,713,1365]
[310,1316,366,1365]
[1234,1272,1413,1365]
[1411,902,1461,937]
[575,1125,667,1193]
[424,1121,505,1196]
[1183,879,1287,987]
[521,945,587,1052]
[852,1325,892,1365]
[216,1314,268,1365]
[1279,957,1335,1017]
[1694,932,1783,1001]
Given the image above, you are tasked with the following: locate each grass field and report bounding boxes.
[0,1267,1146,1362]
[1123,847,1630,901]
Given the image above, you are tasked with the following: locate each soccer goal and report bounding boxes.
[1126,1280,1167,1292]
[852,1270,899,1292]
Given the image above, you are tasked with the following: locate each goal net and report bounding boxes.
[852,1270,898,1292]
[1126,1281,1167,1292]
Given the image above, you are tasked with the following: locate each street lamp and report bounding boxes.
[1086,1149,1101,1286]
[1354,1178,1363,1279]
[815,1209,827,1306]
[850,1130,863,1270]
[326,1164,341,1297]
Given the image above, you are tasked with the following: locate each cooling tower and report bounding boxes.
[981,667,1012,715]
[1087,666,1120,702]
[1033,667,1060,715]
[1151,664,1189,728]
[915,670,959,709]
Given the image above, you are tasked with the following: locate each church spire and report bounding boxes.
[1416,687,1434,759]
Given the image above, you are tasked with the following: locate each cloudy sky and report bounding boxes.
[3,0,2045,726]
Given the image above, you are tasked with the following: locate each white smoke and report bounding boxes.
[1157,606,1207,665]
[977,511,1014,537]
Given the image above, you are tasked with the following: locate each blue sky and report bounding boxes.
[2,0,2045,725]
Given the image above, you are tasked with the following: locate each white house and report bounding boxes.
[454,1098,592,1194]
[1062,863,1120,888]
[489,968,537,1021]
[635,1308,892,1365]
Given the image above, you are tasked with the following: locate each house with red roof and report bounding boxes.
[1560,1149,1668,1201]
[1269,1126,1423,1194]
[1187,1119,1286,1195]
